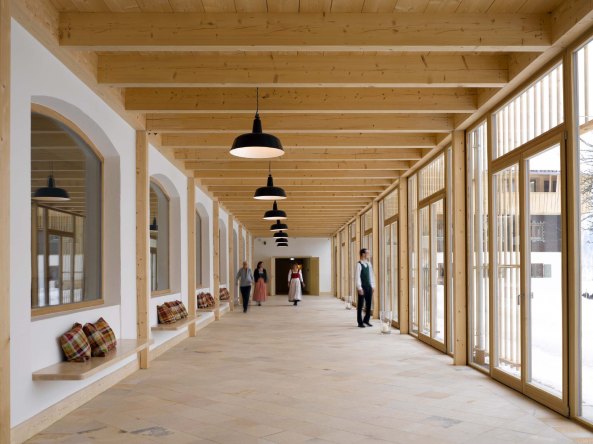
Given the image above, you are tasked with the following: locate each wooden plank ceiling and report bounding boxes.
[49,0,566,237]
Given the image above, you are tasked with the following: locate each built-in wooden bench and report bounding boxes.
[195,311,215,330]
[151,315,199,332]
[219,301,230,314]
[32,339,149,381]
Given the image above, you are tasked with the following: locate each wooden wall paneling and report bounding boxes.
[451,130,467,365]
[212,200,220,320]
[398,177,409,334]
[187,176,197,336]
[0,0,9,441]
[136,131,150,368]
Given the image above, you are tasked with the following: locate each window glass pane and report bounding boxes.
[384,190,398,220]
[409,175,419,334]
[468,122,490,369]
[419,206,430,336]
[575,38,593,421]
[30,113,102,309]
[433,200,445,344]
[363,210,372,234]
[494,64,563,159]
[419,154,445,200]
[527,145,563,397]
[383,224,391,313]
[150,182,170,292]
[494,164,521,378]
[391,222,399,323]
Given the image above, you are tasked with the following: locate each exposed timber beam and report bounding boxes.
[195,170,400,179]
[187,160,410,171]
[98,53,508,87]
[174,148,426,161]
[129,87,478,113]
[59,12,551,51]
[162,133,437,148]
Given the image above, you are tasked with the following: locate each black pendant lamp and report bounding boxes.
[230,88,284,159]
[33,174,70,202]
[254,163,286,201]
[263,201,287,221]
[275,237,287,243]
[149,217,158,232]
[273,231,288,240]
[277,242,288,247]
[270,220,288,232]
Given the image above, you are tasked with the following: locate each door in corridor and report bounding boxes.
[492,140,566,415]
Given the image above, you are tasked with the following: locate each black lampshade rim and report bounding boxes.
[254,186,287,200]
[32,175,70,201]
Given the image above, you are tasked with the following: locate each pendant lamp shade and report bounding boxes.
[275,237,288,243]
[273,231,288,239]
[230,88,284,159]
[149,217,158,232]
[32,175,70,202]
[254,174,286,200]
[277,242,288,247]
[270,220,288,232]
[263,201,287,220]
[231,114,284,159]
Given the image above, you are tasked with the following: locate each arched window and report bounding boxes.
[150,180,170,293]
[31,112,102,310]
[195,210,202,286]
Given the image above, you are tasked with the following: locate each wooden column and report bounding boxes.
[451,131,467,365]
[212,200,220,320]
[398,178,409,334]
[135,131,150,368]
[564,50,579,416]
[0,0,10,440]
[372,201,380,319]
[227,213,235,311]
[354,219,360,307]
[187,177,197,336]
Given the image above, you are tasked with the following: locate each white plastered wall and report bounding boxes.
[195,186,214,295]
[10,20,137,427]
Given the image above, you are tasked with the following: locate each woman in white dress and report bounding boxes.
[287,263,305,306]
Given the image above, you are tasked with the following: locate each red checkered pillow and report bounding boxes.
[157,304,177,324]
[219,288,230,301]
[82,323,110,357]
[164,301,183,321]
[197,292,211,309]
[95,317,117,350]
[206,293,215,307]
[60,323,91,362]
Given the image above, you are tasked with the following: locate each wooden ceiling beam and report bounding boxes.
[201,178,393,186]
[162,133,437,148]
[59,12,551,51]
[148,113,453,133]
[187,160,410,171]
[207,185,387,192]
[195,170,400,179]
[99,53,508,87]
[129,87,478,113]
[174,147,426,161]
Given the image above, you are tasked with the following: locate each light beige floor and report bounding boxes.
[29,296,593,443]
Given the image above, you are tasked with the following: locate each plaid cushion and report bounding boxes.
[206,293,215,307]
[95,317,117,350]
[175,300,189,318]
[60,323,91,362]
[197,292,212,309]
[82,323,110,357]
[157,304,177,324]
[164,301,183,320]
[219,288,230,301]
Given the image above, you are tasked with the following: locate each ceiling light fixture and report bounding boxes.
[254,162,287,200]
[32,163,70,202]
[270,220,288,232]
[263,201,287,221]
[230,87,284,159]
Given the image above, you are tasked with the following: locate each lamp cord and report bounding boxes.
[256,87,259,114]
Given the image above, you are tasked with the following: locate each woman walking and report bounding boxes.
[287,263,305,306]
[253,261,268,306]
